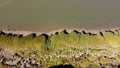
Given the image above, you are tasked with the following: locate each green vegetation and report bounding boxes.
[0,29,120,67]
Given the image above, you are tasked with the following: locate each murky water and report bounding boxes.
[0,0,120,32]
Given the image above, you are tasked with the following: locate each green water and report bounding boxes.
[0,0,120,32]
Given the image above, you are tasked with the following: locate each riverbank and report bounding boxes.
[0,27,120,67]
[1,26,120,36]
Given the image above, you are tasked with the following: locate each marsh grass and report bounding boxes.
[1,30,120,67]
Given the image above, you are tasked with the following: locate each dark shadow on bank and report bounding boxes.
[49,64,74,68]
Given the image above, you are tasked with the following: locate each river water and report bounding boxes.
[0,0,120,32]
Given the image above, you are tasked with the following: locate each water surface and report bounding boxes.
[0,0,120,32]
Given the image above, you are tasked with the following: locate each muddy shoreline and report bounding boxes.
[1,27,120,36]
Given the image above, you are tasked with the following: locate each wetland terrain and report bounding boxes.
[0,29,120,68]
[0,0,120,68]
